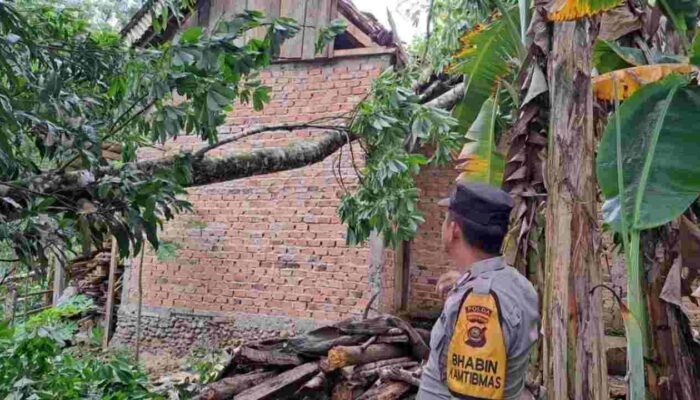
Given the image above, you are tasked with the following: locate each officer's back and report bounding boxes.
[418,182,539,400]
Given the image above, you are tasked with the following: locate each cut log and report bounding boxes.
[377,366,422,387]
[376,334,409,344]
[235,362,319,400]
[326,344,407,371]
[354,357,414,373]
[194,370,276,400]
[357,362,419,381]
[295,371,328,398]
[234,345,303,367]
[356,381,412,400]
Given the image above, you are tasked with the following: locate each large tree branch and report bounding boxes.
[0,129,356,212]
[143,130,355,187]
[423,82,465,109]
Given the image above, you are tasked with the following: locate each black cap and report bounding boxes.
[438,182,513,226]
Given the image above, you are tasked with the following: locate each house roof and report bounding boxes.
[120,0,403,58]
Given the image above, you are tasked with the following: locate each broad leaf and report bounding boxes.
[548,0,623,21]
[592,63,695,100]
[455,97,505,186]
[593,40,646,73]
[596,75,700,231]
[658,0,698,33]
[691,32,700,66]
[450,7,522,132]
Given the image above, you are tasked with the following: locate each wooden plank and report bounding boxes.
[52,260,64,305]
[207,0,225,32]
[102,237,119,348]
[279,0,305,59]
[339,14,373,47]
[234,362,319,400]
[301,0,329,59]
[327,0,338,57]
[333,46,394,57]
[248,0,281,40]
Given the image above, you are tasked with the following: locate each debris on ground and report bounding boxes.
[193,315,430,400]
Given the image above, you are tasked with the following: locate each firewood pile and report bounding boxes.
[66,246,123,311]
[194,316,432,400]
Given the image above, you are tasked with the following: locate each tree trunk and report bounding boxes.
[642,226,700,399]
[543,18,608,400]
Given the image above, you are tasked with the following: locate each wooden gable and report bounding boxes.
[123,0,399,62]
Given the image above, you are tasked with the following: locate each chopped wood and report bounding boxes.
[331,381,356,400]
[194,370,276,400]
[235,362,320,400]
[377,366,422,387]
[234,345,303,367]
[354,357,415,373]
[384,328,404,336]
[356,380,412,400]
[300,372,326,390]
[376,334,409,344]
[357,362,419,381]
[360,335,378,350]
[326,344,407,371]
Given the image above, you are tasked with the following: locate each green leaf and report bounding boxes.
[206,83,234,111]
[658,0,698,34]
[455,96,505,186]
[180,26,203,44]
[593,40,646,73]
[315,19,346,55]
[451,7,522,132]
[596,74,700,231]
[691,32,700,66]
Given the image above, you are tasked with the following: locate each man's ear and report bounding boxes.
[445,219,457,243]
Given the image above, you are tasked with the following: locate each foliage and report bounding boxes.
[597,75,700,231]
[596,74,700,399]
[455,95,505,185]
[408,0,504,73]
[185,347,228,384]
[0,1,304,264]
[547,0,622,21]
[1,296,159,399]
[315,18,346,55]
[450,6,523,133]
[339,69,461,247]
[592,63,695,100]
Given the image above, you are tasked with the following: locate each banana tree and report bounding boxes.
[597,74,700,398]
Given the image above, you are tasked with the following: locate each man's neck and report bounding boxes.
[451,250,497,275]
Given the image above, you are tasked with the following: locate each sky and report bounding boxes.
[351,0,427,45]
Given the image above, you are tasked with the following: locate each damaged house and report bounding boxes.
[110,0,458,354]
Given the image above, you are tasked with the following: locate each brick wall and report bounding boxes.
[115,54,395,348]
[408,164,460,313]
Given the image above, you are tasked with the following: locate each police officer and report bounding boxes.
[418,182,539,400]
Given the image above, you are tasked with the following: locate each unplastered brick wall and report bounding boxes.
[115,54,396,349]
[408,164,460,313]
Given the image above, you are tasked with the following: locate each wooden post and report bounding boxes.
[52,260,64,305]
[4,285,16,323]
[103,237,119,348]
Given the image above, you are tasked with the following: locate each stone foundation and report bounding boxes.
[112,304,332,356]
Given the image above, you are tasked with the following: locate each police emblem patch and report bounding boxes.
[467,326,487,347]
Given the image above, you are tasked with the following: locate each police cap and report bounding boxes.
[438,182,513,226]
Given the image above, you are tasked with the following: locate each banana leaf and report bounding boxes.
[548,0,622,21]
[596,74,700,231]
[455,96,505,186]
[593,40,647,73]
[450,7,522,133]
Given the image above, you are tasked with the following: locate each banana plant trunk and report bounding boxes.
[642,226,700,399]
[543,18,608,399]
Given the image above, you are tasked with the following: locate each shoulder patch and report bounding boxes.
[446,290,507,399]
